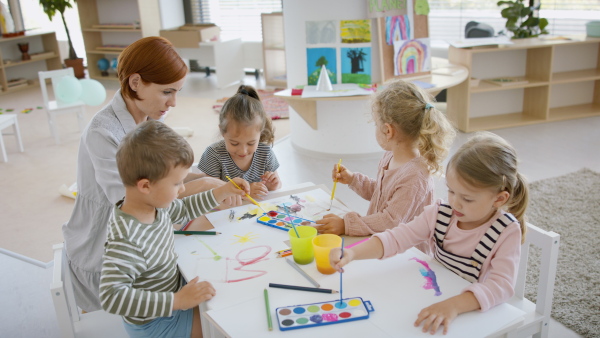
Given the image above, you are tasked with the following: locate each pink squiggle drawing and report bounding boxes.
[410,257,442,296]
[225,245,271,283]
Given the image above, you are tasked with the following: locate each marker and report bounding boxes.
[269,283,338,294]
[225,175,267,213]
[285,258,320,287]
[264,288,273,331]
[173,230,221,235]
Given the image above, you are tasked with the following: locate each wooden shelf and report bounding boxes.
[549,103,600,121]
[552,68,600,84]
[471,79,549,93]
[3,53,58,68]
[262,12,287,87]
[83,28,142,33]
[469,112,547,131]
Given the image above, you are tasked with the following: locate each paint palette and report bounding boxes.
[256,211,315,231]
[275,297,374,331]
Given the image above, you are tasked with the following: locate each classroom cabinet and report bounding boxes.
[447,36,600,132]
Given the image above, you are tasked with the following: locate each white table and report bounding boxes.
[0,114,24,162]
[176,38,245,89]
[175,184,524,338]
[274,57,469,156]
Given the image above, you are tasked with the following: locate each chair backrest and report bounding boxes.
[38,68,76,108]
[511,222,560,338]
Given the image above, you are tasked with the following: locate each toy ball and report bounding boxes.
[110,58,118,70]
[97,58,110,71]
[55,75,82,103]
[79,79,107,106]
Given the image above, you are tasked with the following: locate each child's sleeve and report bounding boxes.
[100,238,174,318]
[462,223,522,311]
[197,146,223,179]
[265,147,280,172]
[344,177,431,236]
[348,172,377,201]
[168,190,219,225]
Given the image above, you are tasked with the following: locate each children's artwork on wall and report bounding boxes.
[386,15,412,45]
[340,20,371,43]
[306,48,337,85]
[393,38,431,75]
[305,20,337,44]
[341,47,372,84]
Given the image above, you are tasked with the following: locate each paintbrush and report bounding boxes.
[339,237,345,307]
[328,159,342,211]
[283,205,300,237]
[225,175,267,213]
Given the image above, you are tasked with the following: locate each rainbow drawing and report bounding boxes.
[410,257,442,296]
[393,38,431,75]
[386,15,411,45]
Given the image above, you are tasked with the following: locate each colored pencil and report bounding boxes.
[264,288,273,331]
[285,258,320,287]
[225,175,267,213]
[269,283,338,294]
[279,252,293,258]
[173,230,221,235]
[339,237,345,306]
[328,159,342,211]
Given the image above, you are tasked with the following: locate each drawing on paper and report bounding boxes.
[341,47,371,84]
[229,210,235,222]
[196,238,222,261]
[225,245,272,283]
[411,257,442,296]
[393,38,431,75]
[386,15,411,45]
[238,211,258,221]
[340,20,371,43]
[306,20,336,44]
[307,48,337,85]
[232,232,260,244]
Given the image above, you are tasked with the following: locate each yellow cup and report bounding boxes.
[312,234,342,274]
[289,226,318,265]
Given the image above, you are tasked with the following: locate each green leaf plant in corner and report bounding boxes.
[497,0,549,39]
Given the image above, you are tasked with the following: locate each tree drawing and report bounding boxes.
[315,56,328,68]
[346,49,366,73]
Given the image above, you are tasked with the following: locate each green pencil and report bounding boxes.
[264,288,273,331]
[173,230,221,235]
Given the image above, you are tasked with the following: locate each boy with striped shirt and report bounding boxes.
[99,120,250,337]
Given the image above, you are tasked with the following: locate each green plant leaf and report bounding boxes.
[520,7,531,17]
[497,0,516,6]
[539,18,549,30]
[506,18,518,28]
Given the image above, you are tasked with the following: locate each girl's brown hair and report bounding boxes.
[448,131,529,242]
[118,36,188,101]
[372,79,456,175]
[219,85,275,144]
[117,120,194,186]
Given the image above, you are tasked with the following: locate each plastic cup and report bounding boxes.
[288,226,318,265]
[312,234,342,274]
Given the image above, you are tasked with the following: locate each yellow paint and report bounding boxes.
[305,195,316,202]
[348,299,361,307]
[232,232,259,244]
[258,216,270,222]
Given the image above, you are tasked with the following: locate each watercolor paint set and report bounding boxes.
[256,211,315,231]
[275,297,374,331]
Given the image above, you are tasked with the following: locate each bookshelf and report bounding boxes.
[0,30,61,95]
[447,36,600,132]
[261,12,287,87]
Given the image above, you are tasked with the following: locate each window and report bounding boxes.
[188,0,282,41]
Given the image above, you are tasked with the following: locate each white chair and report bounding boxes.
[0,114,24,162]
[51,243,128,338]
[38,69,86,144]
[496,222,560,338]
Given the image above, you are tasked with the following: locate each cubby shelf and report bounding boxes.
[261,12,287,87]
[447,35,600,132]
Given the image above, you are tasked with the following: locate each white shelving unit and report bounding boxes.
[261,12,287,87]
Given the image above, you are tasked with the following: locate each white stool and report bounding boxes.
[0,114,25,162]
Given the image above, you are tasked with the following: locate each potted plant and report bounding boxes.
[40,0,85,78]
[497,0,549,39]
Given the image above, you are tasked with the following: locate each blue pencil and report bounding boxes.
[339,237,344,306]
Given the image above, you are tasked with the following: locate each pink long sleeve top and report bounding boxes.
[344,152,434,236]
[373,200,522,311]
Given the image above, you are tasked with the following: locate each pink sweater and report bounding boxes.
[344,152,433,236]
[373,200,522,311]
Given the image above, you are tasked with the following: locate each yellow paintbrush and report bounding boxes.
[225,175,267,213]
[328,159,342,211]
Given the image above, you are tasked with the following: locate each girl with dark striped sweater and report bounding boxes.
[329,132,529,335]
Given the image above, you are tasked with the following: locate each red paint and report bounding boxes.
[339,312,351,318]
[268,211,278,217]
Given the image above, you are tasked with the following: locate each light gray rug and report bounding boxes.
[524,168,600,338]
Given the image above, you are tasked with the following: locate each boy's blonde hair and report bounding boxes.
[448,131,529,242]
[219,85,275,145]
[117,120,194,186]
[372,79,456,175]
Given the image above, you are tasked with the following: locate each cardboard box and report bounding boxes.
[160,24,220,48]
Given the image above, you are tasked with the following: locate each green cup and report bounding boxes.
[289,226,318,265]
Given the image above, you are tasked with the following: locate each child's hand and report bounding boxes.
[328,247,354,272]
[333,164,354,185]
[261,171,281,191]
[249,182,268,200]
[213,177,248,203]
[315,214,345,235]
[173,277,216,310]
[414,292,480,335]
[221,195,244,207]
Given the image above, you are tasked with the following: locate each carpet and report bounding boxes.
[524,168,600,337]
[212,88,289,119]
[0,86,289,263]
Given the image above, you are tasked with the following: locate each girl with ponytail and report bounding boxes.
[316,79,455,240]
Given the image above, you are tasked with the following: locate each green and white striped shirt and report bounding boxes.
[100,190,218,325]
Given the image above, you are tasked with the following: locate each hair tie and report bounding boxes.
[425,103,434,110]
[240,88,249,96]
